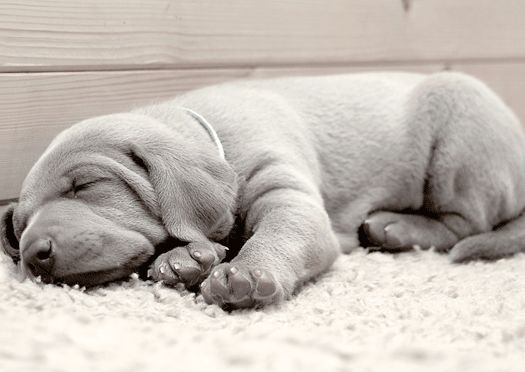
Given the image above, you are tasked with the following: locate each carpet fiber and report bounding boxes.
[1,248,524,372]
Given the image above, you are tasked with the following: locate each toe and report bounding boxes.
[362,219,372,238]
[209,268,231,301]
[228,266,252,301]
[449,239,485,263]
[151,254,180,285]
[252,269,277,298]
[212,243,228,261]
[189,244,216,273]
[362,218,393,246]
[383,225,403,248]
[200,280,214,304]
[175,265,202,286]
[166,248,201,285]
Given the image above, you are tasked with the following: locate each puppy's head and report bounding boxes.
[0,113,238,286]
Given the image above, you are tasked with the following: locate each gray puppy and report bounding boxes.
[2,72,525,309]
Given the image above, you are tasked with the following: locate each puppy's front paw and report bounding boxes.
[200,263,284,309]
[150,242,227,288]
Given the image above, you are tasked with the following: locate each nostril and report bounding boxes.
[35,240,52,261]
[23,238,55,281]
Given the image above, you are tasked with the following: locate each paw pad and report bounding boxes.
[201,263,281,309]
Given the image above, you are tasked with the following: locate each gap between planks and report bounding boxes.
[2,56,525,75]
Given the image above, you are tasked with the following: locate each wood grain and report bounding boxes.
[1,0,525,72]
[0,68,251,200]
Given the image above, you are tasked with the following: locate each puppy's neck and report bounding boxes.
[180,107,224,159]
[134,103,222,158]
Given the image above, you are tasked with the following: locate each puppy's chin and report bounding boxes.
[57,267,136,287]
[20,265,135,287]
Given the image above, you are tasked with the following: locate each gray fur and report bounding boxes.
[2,72,525,308]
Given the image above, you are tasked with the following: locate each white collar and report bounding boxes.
[180,107,225,160]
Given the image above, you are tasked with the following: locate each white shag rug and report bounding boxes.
[1,248,525,372]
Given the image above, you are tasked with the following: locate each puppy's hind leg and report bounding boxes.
[361,211,459,252]
[449,212,525,262]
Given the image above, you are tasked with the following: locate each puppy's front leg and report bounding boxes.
[201,189,340,309]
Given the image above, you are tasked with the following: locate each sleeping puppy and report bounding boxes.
[2,72,525,309]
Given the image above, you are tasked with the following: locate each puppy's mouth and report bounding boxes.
[23,248,156,288]
[22,237,189,287]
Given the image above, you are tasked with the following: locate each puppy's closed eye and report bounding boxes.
[70,178,110,198]
[73,181,97,193]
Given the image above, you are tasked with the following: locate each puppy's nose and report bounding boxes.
[23,238,55,282]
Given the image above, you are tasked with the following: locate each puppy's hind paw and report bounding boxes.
[200,263,284,309]
[361,216,412,251]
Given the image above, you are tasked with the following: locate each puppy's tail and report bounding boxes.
[450,212,525,262]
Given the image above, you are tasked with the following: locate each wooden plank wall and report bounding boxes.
[1,0,525,201]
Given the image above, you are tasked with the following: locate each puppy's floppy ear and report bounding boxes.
[1,203,20,263]
[129,135,238,243]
